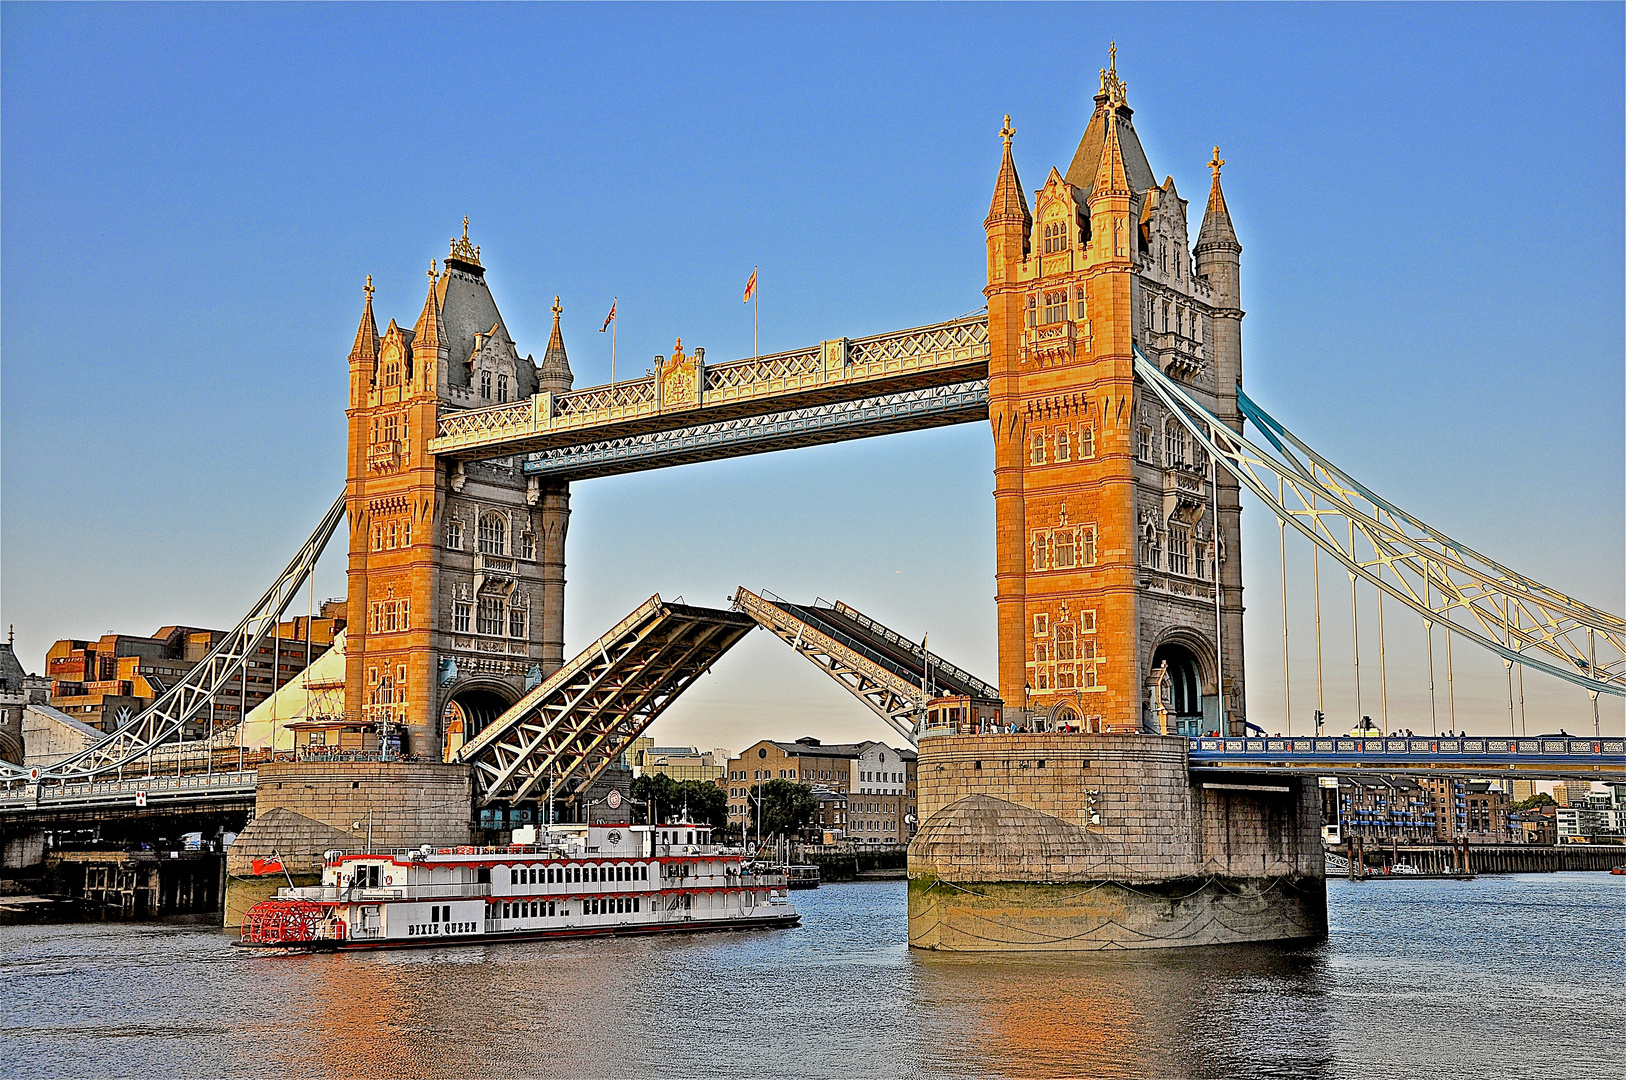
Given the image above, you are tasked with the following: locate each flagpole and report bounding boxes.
[754,267,759,363]
[611,297,617,387]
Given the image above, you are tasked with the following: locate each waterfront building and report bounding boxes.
[1510,804,1558,845]
[633,744,728,784]
[810,787,849,841]
[42,604,345,736]
[1556,783,1626,844]
[721,737,916,840]
[1334,777,1436,844]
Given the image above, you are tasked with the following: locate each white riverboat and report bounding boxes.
[238,821,798,951]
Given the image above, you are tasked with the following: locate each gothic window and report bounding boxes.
[1177,307,1185,337]
[1043,290,1067,324]
[519,533,535,560]
[384,360,401,387]
[1032,613,1049,637]
[1056,429,1071,462]
[1031,532,1048,572]
[1141,526,1161,569]
[1054,529,1076,569]
[1027,294,1038,328]
[1055,623,1077,689]
[1195,541,1210,580]
[446,518,463,550]
[401,600,410,629]
[497,374,509,403]
[480,372,493,400]
[384,601,397,632]
[1143,297,1153,330]
[1138,427,1153,463]
[453,602,471,634]
[1165,423,1187,467]
[1081,609,1097,633]
[1030,432,1046,465]
[1081,425,1095,458]
[1159,242,1167,271]
[1030,643,1051,691]
[1081,525,1097,566]
[388,523,398,549]
[508,603,527,639]
[1161,300,1170,333]
[1168,528,1191,576]
[478,513,506,555]
[383,414,400,442]
[477,597,505,636]
[1042,221,1068,254]
[1076,295,1088,321]
[1194,312,1203,343]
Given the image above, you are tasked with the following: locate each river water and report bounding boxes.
[2,873,1620,1079]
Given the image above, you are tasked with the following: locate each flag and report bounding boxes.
[251,856,285,876]
[600,299,616,332]
[742,267,757,304]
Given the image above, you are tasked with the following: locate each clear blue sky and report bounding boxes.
[3,3,1621,748]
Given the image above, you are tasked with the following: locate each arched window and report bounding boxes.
[480,372,492,400]
[497,374,509,403]
[1164,422,1186,467]
[1042,221,1068,254]
[446,518,463,550]
[477,597,504,636]
[508,603,527,639]
[478,513,506,555]
[384,360,401,387]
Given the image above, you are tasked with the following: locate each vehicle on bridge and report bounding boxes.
[238,822,797,951]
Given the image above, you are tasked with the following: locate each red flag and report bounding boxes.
[742,267,757,304]
[600,299,616,332]
[251,856,285,876]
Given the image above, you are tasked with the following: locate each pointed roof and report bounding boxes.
[984,114,1032,230]
[348,275,380,362]
[413,261,445,352]
[1091,106,1133,199]
[1196,146,1240,251]
[1064,48,1156,198]
[536,295,574,394]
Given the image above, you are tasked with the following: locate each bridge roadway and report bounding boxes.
[5,738,1619,818]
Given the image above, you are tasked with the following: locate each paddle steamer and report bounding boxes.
[238,821,797,950]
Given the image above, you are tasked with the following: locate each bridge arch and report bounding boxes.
[441,679,520,761]
[1148,628,1216,736]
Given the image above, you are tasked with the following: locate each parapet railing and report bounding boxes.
[1192,736,1624,759]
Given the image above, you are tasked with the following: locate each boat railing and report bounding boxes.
[278,883,494,902]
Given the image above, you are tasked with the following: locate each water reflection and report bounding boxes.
[1,875,1620,1079]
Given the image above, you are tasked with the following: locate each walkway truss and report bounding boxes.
[1,491,348,786]
[1135,347,1625,701]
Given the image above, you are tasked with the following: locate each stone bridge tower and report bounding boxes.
[985,54,1246,737]
[344,223,573,758]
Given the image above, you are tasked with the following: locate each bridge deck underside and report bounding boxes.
[456,596,755,807]
[522,380,988,480]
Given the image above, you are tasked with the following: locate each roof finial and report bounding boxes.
[1109,40,1117,74]
[552,295,562,319]
[364,274,375,303]
[7,625,13,647]
[427,259,438,283]
[999,114,1015,148]
[1099,42,1127,108]
[1209,146,1225,180]
[449,217,482,267]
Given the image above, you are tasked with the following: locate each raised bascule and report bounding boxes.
[4,50,1623,949]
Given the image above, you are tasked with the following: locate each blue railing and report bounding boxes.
[1190,736,1625,768]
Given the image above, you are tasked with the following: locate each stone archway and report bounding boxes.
[441,682,518,761]
[1149,641,1206,735]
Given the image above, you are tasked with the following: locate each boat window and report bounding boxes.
[548,901,556,916]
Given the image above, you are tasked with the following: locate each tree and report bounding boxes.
[630,773,728,831]
[746,779,818,840]
[1512,792,1557,811]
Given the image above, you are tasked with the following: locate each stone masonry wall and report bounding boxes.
[254,761,473,852]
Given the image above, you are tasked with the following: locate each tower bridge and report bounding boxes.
[4,50,1622,948]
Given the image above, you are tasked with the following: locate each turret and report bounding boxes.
[538,296,574,396]
[348,276,381,407]
[1194,147,1242,426]
[411,261,446,395]
[984,115,1031,285]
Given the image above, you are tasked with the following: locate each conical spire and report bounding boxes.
[349,275,380,362]
[1091,106,1132,199]
[985,115,1032,230]
[413,260,445,348]
[538,295,574,394]
[1196,147,1239,250]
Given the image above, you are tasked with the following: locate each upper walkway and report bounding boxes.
[425,316,990,471]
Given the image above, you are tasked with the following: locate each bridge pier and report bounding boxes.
[908,733,1327,950]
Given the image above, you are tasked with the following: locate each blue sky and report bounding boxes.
[3,3,1621,748]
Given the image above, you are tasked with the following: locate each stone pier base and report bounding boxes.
[908,874,1326,950]
[907,734,1328,951]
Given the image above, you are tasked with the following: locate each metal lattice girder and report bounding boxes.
[733,588,995,746]
[1133,348,1626,697]
[456,596,755,806]
[521,380,990,480]
[428,315,990,462]
[0,491,347,785]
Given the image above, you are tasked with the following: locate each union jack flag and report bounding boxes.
[600,299,616,332]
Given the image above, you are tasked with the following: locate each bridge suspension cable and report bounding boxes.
[1134,348,1625,702]
[2,491,348,784]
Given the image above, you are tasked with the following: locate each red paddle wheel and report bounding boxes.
[240,899,330,945]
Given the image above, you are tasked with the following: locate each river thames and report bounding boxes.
[2,872,1620,1079]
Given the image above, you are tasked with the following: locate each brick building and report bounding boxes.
[630,743,728,784]
[1416,777,1514,844]
[721,737,917,843]
[1334,777,1437,844]
[43,603,345,735]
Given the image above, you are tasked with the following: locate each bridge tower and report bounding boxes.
[344,224,573,758]
[986,55,1246,736]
